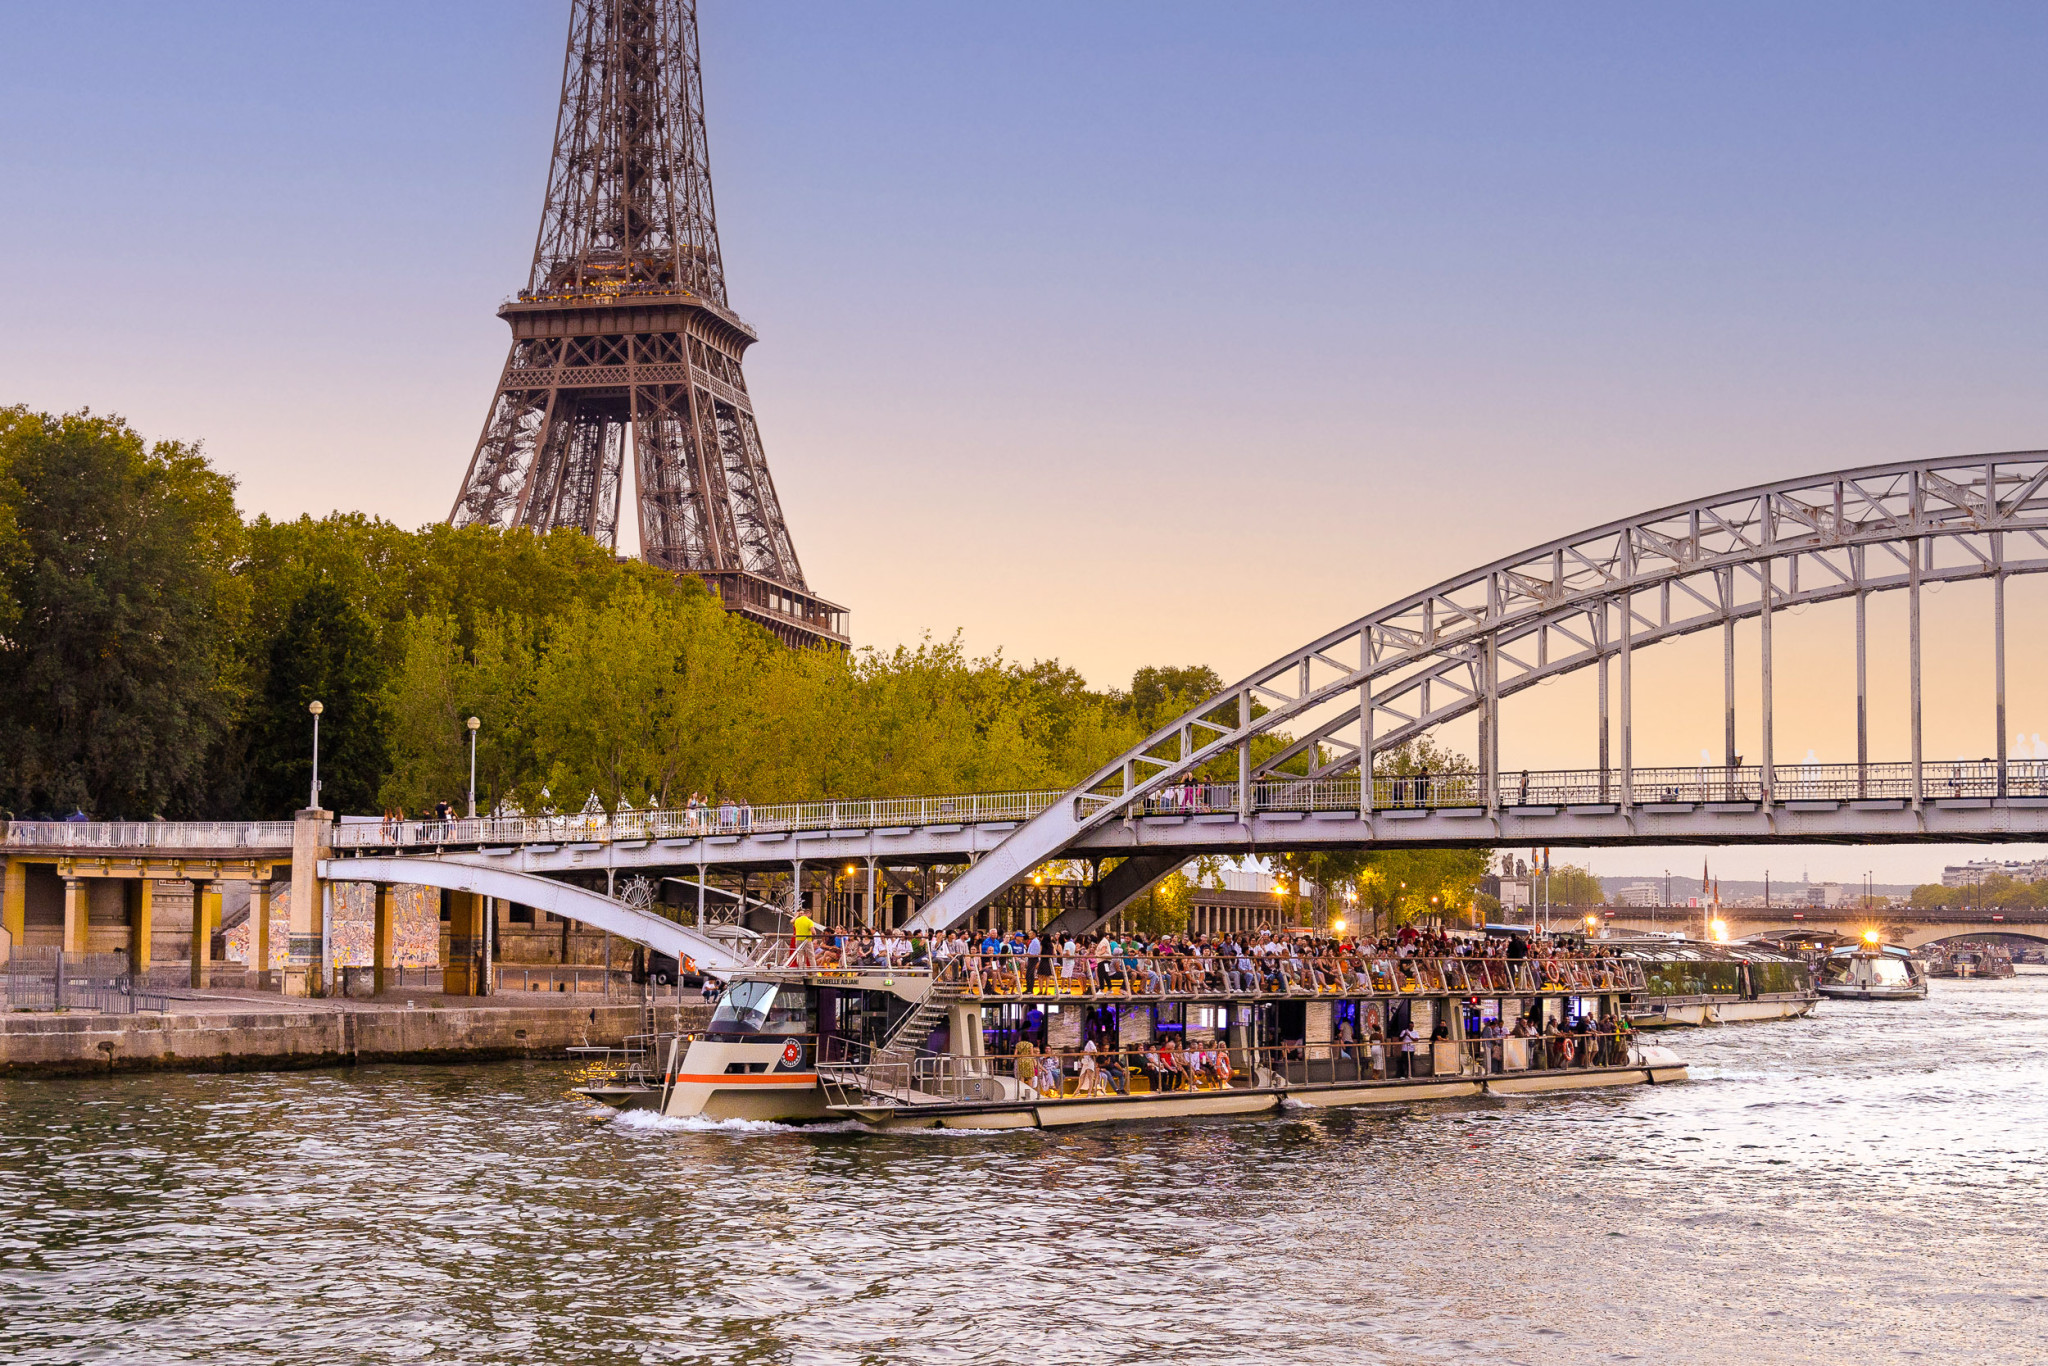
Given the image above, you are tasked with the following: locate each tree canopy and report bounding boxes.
[0,408,244,818]
[0,408,1180,819]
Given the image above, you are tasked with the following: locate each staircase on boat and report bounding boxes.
[818,986,972,1114]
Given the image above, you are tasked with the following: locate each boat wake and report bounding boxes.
[607,1109,871,1136]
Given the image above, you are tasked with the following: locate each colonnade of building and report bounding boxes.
[1,854,277,988]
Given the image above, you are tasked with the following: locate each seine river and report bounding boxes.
[4,974,2046,1365]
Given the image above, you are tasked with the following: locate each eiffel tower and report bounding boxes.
[448,0,847,648]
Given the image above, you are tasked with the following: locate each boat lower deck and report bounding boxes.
[852,1060,1689,1130]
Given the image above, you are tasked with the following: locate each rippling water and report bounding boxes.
[5,974,2047,1365]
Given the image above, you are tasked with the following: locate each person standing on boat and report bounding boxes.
[791,908,818,967]
[1014,1037,1040,1098]
[1076,1039,1107,1096]
[1397,1021,1418,1078]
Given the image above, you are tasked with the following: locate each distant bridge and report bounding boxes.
[1588,903,2048,949]
[10,451,2048,989]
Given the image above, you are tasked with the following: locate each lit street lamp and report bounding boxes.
[307,700,324,810]
[466,716,481,818]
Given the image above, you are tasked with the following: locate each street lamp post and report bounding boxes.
[466,716,481,819]
[307,700,324,810]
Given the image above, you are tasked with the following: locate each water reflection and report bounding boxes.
[4,974,2046,1364]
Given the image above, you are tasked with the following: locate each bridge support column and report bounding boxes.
[1761,557,1775,802]
[63,877,88,956]
[1855,562,1869,797]
[188,880,215,988]
[1598,648,1610,803]
[249,881,272,990]
[1358,677,1375,821]
[443,891,484,996]
[3,859,27,961]
[130,879,153,976]
[373,884,396,995]
[865,857,877,930]
[1620,588,1634,807]
[1910,536,1924,808]
[1995,551,2008,797]
[285,807,331,998]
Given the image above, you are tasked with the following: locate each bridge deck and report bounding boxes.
[10,761,2048,880]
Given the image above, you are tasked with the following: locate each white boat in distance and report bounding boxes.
[1816,942,1929,1001]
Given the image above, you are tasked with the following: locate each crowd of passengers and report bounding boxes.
[1003,1001,1623,1100]
[786,921,1629,995]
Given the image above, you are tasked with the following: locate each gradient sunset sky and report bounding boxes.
[9,1,2048,881]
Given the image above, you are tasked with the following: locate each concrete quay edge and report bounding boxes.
[0,1000,712,1078]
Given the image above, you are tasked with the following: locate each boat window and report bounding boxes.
[1750,962,1809,995]
[708,981,809,1035]
[1869,957,1911,987]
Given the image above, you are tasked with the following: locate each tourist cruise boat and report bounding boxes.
[575,948,1688,1129]
[1816,939,1929,1000]
[1602,938,1820,1027]
[1927,942,2016,980]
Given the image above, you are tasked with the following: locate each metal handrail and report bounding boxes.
[21,755,2047,857]
[820,1029,1649,1108]
[924,951,1645,997]
[1,820,297,851]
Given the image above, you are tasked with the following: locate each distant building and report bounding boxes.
[1220,867,1275,895]
[1942,859,2048,887]
[1803,882,1847,908]
[1614,881,1661,907]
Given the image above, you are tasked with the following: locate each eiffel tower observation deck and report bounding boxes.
[448,0,847,649]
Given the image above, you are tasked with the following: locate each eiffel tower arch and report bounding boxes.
[448,0,848,648]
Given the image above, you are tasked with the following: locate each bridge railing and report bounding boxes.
[28,757,2048,859]
[0,820,297,852]
[329,790,1071,851]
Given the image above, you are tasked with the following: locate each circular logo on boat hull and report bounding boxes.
[781,1040,803,1066]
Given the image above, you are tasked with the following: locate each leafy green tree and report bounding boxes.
[1118,665,1226,732]
[1542,864,1607,907]
[0,408,244,817]
[1350,847,1492,934]
[250,580,388,816]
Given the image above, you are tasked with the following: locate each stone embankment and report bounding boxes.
[0,989,712,1077]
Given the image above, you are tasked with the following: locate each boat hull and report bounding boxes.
[1816,983,1928,1001]
[1631,997,1817,1027]
[592,1064,1689,1129]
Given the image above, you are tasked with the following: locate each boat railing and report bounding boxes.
[821,1028,1649,1109]
[924,952,1644,998]
[566,1032,669,1087]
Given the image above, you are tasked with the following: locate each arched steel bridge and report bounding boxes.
[904,449,2048,930]
[11,451,2048,957]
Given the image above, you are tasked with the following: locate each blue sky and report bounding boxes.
[8,1,2048,879]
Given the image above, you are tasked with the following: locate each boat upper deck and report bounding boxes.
[776,951,1644,1001]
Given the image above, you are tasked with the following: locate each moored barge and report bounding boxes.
[576,948,1687,1129]
[1604,938,1820,1027]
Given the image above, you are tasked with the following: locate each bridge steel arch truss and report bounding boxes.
[908,452,2048,931]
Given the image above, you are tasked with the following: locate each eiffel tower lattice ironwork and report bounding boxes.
[448,0,846,648]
